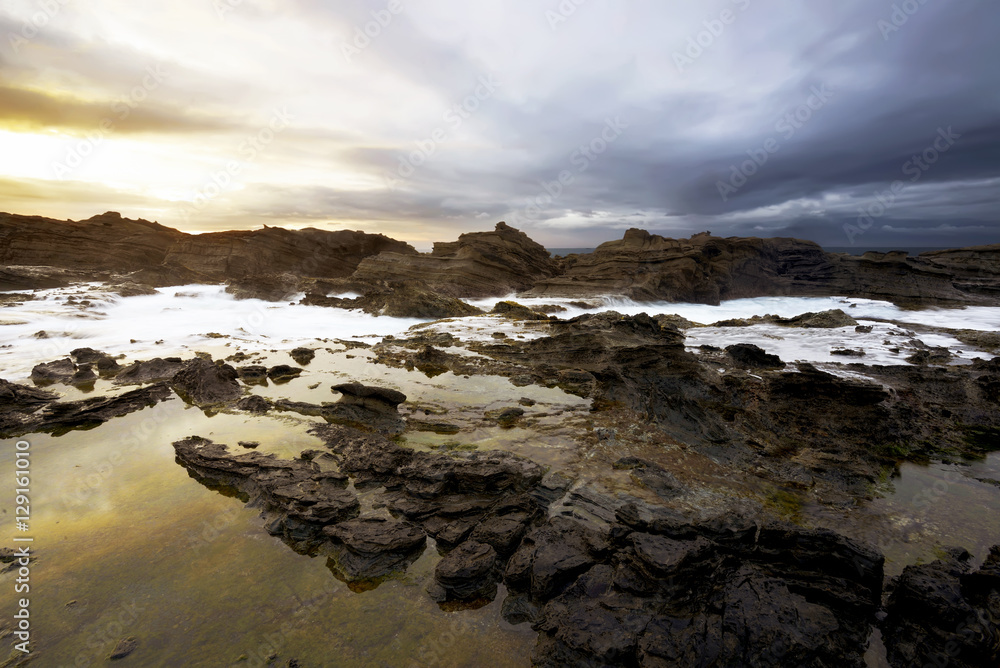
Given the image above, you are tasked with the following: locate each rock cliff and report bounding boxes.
[526,229,1000,305]
[0,211,414,286]
[350,221,561,297]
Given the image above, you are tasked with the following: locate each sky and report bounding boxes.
[0,0,998,250]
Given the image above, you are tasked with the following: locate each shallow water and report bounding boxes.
[806,453,1000,577]
[0,399,535,667]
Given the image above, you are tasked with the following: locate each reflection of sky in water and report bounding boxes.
[0,401,534,667]
[865,454,1000,575]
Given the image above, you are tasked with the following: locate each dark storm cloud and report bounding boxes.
[302,0,1000,247]
[3,1,997,248]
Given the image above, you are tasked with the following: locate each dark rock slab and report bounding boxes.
[236,395,271,414]
[882,547,1000,668]
[434,540,498,601]
[267,365,302,382]
[30,358,77,384]
[324,517,426,582]
[115,358,185,385]
[725,343,785,369]
[170,358,241,406]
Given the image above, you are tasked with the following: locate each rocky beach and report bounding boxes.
[0,212,998,666]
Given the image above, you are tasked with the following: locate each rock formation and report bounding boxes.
[0,211,414,288]
[526,229,1000,306]
[349,222,561,298]
[3,211,999,307]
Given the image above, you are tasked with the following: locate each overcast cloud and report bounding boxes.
[0,0,997,248]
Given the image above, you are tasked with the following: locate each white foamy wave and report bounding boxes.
[464,294,1000,331]
[686,321,991,366]
[0,284,424,379]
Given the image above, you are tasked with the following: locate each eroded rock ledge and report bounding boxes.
[170,426,1000,666]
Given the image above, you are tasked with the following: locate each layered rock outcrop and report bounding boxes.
[164,225,414,280]
[0,211,414,287]
[0,211,185,272]
[349,221,561,298]
[526,229,1000,305]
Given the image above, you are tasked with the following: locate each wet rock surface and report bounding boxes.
[324,517,427,583]
[114,357,185,384]
[882,546,1000,668]
[725,343,785,369]
[0,382,172,437]
[169,358,242,406]
[170,423,914,666]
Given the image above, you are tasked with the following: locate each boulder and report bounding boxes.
[434,540,499,601]
[169,359,242,405]
[882,547,999,668]
[725,343,785,369]
[349,222,561,298]
[324,517,426,582]
[115,358,185,385]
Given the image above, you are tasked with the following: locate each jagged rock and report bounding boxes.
[832,348,866,357]
[491,301,552,321]
[776,309,858,328]
[653,313,701,329]
[485,406,524,427]
[303,283,484,319]
[70,348,110,364]
[350,222,561,298]
[526,518,883,667]
[0,383,172,437]
[237,365,268,384]
[0,211,186,278]
[470,512,532,556]
[165,226,413,281]
[0,378,57,409]
[0,211,413,290]
[324,517,426,582]
[505,517,609,601]
[267,365,303,381]
[171,437,359,545]
[236,395,271,414]
[882,547,1000,668]
[103,281,158,297]
[115,358,185,384]
[169,359,241,405]
[332,382,406,407]
[72,364,97,385]
[290,348,316,365]
[906,342,952,364]
[30,358,77,384]
[725,343,785,369]
[434,540,499,601]
[527,229,1000,306]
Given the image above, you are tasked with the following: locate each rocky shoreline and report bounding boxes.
[3,212,999,309]
[3,212,1000,665]
[2,304,997,664]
